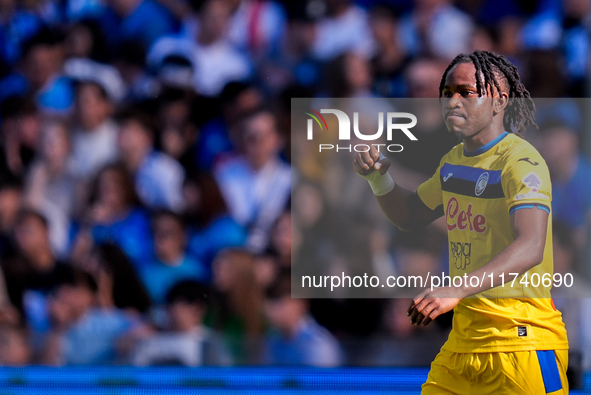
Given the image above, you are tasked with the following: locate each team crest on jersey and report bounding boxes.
[475,172,489,196]
[522,173,542,192]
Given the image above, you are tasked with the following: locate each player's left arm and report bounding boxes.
[408,206,548,326]
[409,151,552,326]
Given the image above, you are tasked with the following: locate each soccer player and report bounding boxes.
[354,50,569,394]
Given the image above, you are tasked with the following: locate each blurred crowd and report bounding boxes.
[0,0,588,369]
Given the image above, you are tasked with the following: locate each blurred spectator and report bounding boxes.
[383,298,420,340]
[152,53,195,93]
[273,6,320,88]
[561,0,590,96]
[269,210,291,267]
[369,5,408,97]
[291,182,336,274]
[89,243,151,315]
[214,110,290,251]
[141,210,206,305]
[393,227,446,281]
[253,250,279,290]
[131,279,231,366]
[66,59,123,184]
[211,249,264,360]
[3,210,70,325]
[537,121,591,251]
[455,0,523,26]
[185,0,286,60]
[519,0,562,50]
[77,163,153,269]
[0,0,43,65]
[263,270,342,366]
[113,40,154,101]
[100,0,178,51]
[521,50,567,98]
[64,19,109,62]
[0,180,22,256]
[20,28,74,113]
[404,56,447,98]
[116,107,185,211]
[353,298,447,366]
[23,119,76,257]
[226,0,286,58]
[0,324,31,365]
[468,25,496,53]
[155,88,199,175]
[552,221,591,372]
[312,0,376,60]
[65,0,107,22]
[197,81,263,171]
[399,0,474,60]
[325,52,374,97]
[148,0,251,96]
[0,96,41,180]
[41,268,140,365]
[184,172,246,276]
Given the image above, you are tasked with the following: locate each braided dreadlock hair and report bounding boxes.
[438,50,537,135]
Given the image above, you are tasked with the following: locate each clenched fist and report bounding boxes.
[353,146,391,176]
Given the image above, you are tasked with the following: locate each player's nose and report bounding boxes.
[443,93,464,112]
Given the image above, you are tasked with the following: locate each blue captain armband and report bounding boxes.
[509,203,550,215]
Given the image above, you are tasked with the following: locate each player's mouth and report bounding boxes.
[445,111,465,120]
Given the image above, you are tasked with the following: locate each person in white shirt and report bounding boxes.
[148,0,251,97]
[23,120,76,257]
[66,60,126,182]
[131,280,231,366]
[398,0,473,60]
[116,108,185,212]
[312,0,376,61]
[214,110,290,252]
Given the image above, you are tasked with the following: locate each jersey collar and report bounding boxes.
[463,131,509,157]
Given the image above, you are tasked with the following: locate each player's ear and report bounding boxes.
[493,94,509,114]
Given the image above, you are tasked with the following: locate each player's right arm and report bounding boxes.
[354,146,443,232]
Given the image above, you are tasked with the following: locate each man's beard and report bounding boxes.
[449,129,466,142]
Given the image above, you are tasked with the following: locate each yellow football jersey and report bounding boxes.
[417,131,569,353]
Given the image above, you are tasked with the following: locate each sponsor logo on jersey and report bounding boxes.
[446,197,487,233]
[450,241,471,270]
[515,192,545,201]
[443,173,453,182]
[475,172,489,196]
[518,158,539,166]
[522,173,542,192]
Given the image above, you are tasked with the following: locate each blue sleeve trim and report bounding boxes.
[509,204,550,215]
[536,350,562,393]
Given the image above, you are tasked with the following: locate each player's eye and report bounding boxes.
[442,91,453,98]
